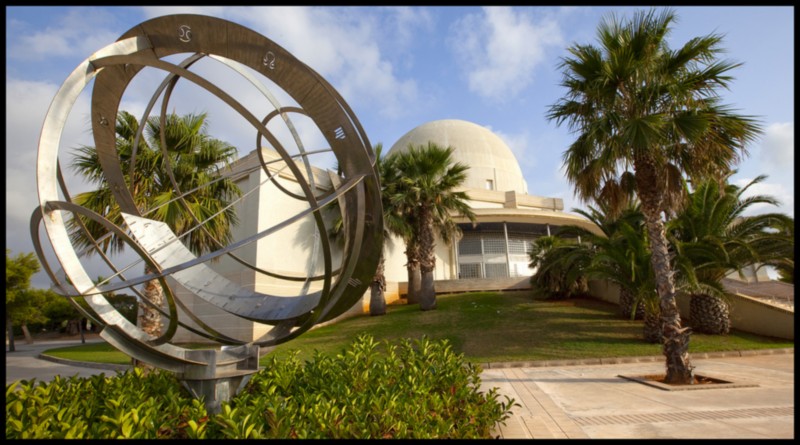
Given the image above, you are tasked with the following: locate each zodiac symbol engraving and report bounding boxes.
[178,25,192,42]
[263,51,276,69]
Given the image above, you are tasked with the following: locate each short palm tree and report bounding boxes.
[669,175,794,334]
[586,213,661,342]
[386,142,476,311]
[68,111,241,339]
[528,234,591,300]
[547,8,762,383]
[571,203,649,320]
[531,203,661,343]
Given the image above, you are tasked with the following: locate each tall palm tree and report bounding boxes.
[547,8,761,384]
[386,142,476,311]
[378,152,420,305]
[668,175,794,334]
[68,111,241,338]
[329,144,412,316]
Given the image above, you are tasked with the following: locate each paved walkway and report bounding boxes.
[5,337,127,386]
[6,339,794,439]
[480,350,794,439]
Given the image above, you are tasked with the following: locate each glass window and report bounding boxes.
[483,235,506,254]
[458,235,482,255]
[508,234,536,254]
[459,263,482,279]
[484,263,508,278]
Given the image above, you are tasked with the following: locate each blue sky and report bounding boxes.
[5,6,794,288]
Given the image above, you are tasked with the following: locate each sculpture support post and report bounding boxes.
[178,346,260,415]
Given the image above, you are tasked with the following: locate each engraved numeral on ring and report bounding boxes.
[348,278,362,287]
[334,126,346,140]
[178,25,192,43]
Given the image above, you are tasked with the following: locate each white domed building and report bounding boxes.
[380,119,600,300]
[389,119,530,194]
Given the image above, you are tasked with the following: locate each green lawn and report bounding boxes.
[43,291,793,366]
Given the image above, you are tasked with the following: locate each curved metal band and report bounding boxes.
[34,15,383,362]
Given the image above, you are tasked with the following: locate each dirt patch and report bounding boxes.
[640,374,725,385]
[618,373,758,391]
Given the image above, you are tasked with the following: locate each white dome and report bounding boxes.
[387,119,527,194]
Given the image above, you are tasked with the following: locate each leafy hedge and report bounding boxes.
[6,335,516,439]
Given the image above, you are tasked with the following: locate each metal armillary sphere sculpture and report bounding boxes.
[30,14,383,413]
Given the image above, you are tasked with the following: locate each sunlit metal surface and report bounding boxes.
[31,14,382,412]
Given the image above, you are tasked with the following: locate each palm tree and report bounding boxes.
[772,218,795,284]
[585,211,661,342]
[547,8,762,384]
[528,235,591,300]
[377,152,419,305]
[386,142,476,311]
[571,203,649,320]
[668,175,794,334]
[329,144,412,316]
[530,203,661,342]
[68,111,241,338]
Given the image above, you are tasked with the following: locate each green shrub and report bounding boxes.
[5,367,207,439]
[6,335,515,439]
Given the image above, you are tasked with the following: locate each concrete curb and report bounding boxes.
[479,347,794,369]
[37,353,131,372]
[39,347,793,373]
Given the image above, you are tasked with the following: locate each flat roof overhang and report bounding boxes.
[452,208,604,237]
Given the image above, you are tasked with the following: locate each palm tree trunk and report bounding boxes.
[139,265,164,338]
[370,255,387,316]
[21,323,34,344]
[6,315,16,352]
[643,306,663,343]
[418,207,437,311]
[636,162,694,384]
[405,238,421,304]
[690,293,730,335]
[619,287,645,320]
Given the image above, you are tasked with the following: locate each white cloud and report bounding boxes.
[6,78,95,256]
[734,178,794,218]
[141,6,226,18]
[8,9,120,61]
[758,122,794,170]
[730,122,795,218]
[448,6,563,100]
[385,6,435,52]
[6,80,59,230]
[218,7,420,119]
